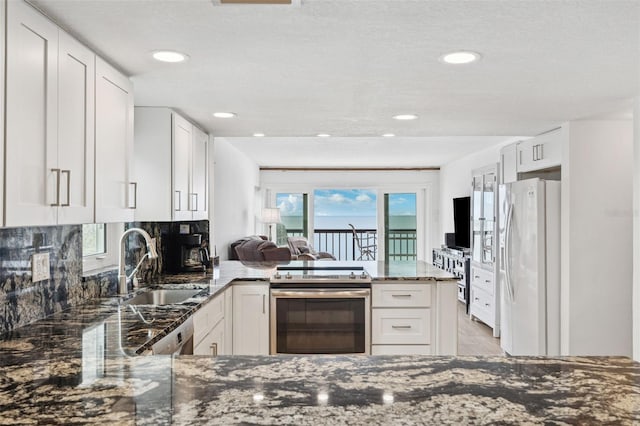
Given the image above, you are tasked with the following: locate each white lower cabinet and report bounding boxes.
[371,281,458,355]
[193,291,226,356]
[371,283,434,355]
[469,263,499,336]
[232,283,269,355]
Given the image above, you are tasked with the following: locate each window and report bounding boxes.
[82,223,123,273]
[275,193,308,245]
[313,189,377,261]
[82,224,106,256]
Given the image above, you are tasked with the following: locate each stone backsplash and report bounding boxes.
[0,220,209,335]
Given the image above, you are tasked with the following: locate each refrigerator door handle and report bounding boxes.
[504,202,515,301]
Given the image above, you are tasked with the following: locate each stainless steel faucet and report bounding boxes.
[118,228,159,295]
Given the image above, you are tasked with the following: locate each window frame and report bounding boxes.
[82,223,123,273]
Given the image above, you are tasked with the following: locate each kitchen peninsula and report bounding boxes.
[0,261,638,424]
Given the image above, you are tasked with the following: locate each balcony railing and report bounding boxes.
[284,228,417,261]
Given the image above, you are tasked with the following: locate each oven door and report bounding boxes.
[270,288,370,355]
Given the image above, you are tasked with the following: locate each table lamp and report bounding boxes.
[262,208,281,241]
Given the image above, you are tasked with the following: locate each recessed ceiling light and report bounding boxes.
[213,112,237,118]
[317,133,331,137]
[392,114,418,121]
[151,50,189,63]
[253,133,265,137]
[382,133,395,137]
[439,51,481,65]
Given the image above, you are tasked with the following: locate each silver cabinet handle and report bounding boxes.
[189,193,198,211]
[175,190,182,211]
[391,294,412,298]
[210,342,218,356]
[129,182,138,209]
[392,325,412,329]
[538,143,543,160]
[61,170,71,207]
[50,168,61,206]
[262,294,265,314]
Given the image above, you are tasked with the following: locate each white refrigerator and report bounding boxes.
[498,178,561,356]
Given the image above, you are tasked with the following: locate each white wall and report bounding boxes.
[634,98,640,361]
[439,140,517,238]
[213,138,260,260]
[561,120,634,356]
[260,170,440,260]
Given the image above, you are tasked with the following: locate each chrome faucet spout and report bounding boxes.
[118,228,158,295]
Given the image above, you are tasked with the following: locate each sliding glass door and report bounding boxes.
[383,193,417,262]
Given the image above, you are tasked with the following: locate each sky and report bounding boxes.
[276,190,416,217]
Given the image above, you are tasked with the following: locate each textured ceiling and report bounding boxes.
[30,0,640,166]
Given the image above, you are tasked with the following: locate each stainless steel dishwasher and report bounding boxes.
[151,317,194,355]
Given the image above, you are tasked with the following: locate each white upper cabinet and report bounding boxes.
[173,114,193,221]
[516,129,561,173]
[191,127,209,220]
[5,1,95,226]
[0,0,6,226]
[500,143,518,184]
[95,58,135,223]
[57,32,95,224]
[134,107,209,222]
[5,0,59,226]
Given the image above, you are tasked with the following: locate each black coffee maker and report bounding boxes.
[166,233,210,273]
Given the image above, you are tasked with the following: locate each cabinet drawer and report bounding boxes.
[372,308,431,345]
[372,284,432,308]
[371,345,432,355]
[470,266,494,295]
[470,287,495,328]
[193,293,224,345]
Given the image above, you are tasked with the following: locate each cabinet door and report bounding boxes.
[0,0,5,226]
[232,284,269,355]
[517,130,561,173]
[172,114,192,221]
[5,0,58,226]
[482,171,496,264]
[470,175,483,263]
[500,143,517,184]
[194,319,225,356]
[95,57,134,223]
[57,31,95,224]
[191,127,208,220]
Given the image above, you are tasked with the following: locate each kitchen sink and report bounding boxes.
[124,289,202,305]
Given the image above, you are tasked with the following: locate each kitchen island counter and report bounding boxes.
[4,262,636,424]
[0,351,637,424]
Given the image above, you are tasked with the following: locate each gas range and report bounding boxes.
[270,265,372,288]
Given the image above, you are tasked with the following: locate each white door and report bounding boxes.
[95,57,134,223]
[57,31,95,224]
[505,179,547,355]
[5,1,58,226]
[232,284,269,355]
[191,127,208,220]
[172,114,192,221]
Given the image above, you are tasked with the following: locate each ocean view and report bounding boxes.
[282,215,416,230]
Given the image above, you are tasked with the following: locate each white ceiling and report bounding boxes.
[30,0,640,167]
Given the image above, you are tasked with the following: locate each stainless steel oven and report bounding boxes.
[270,266,371,355]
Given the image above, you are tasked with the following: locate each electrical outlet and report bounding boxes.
[32,252,50,282]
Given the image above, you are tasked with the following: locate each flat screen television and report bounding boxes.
[452,196,471,249]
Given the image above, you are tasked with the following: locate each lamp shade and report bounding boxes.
[262,207,281,224]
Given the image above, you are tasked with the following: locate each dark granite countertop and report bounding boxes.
[2,261,637,424]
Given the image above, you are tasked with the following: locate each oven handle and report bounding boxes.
[270,289,370,298]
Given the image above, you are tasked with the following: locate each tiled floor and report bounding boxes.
[457,302,504,356]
